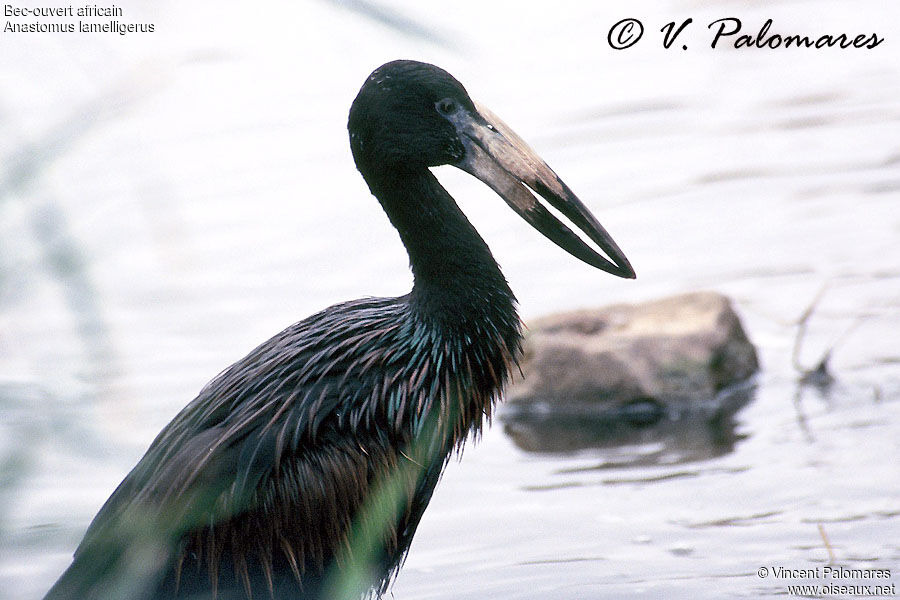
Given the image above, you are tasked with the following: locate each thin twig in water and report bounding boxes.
[792,285,867,388]
[792,285,830,376]
[818,523,836,565]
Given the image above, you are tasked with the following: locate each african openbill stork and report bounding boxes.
[44,60,634,600]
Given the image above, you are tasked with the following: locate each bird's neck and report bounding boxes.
[365,167,522,469]
[366,168,518,338]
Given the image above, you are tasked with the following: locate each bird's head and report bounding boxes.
[348,60,635,279]
[348,60,471,172]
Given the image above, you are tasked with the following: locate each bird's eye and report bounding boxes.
[436,98,458,115]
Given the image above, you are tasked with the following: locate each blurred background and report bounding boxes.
[1,1,898,598]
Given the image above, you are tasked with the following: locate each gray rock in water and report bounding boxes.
[505,291,759,421]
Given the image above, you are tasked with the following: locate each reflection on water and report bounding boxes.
[2,0,900,598]
[501,383,755,464]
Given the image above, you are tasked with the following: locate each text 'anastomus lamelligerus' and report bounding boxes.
[44,60,634,600]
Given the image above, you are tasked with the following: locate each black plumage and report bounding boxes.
[45,60,633,600]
